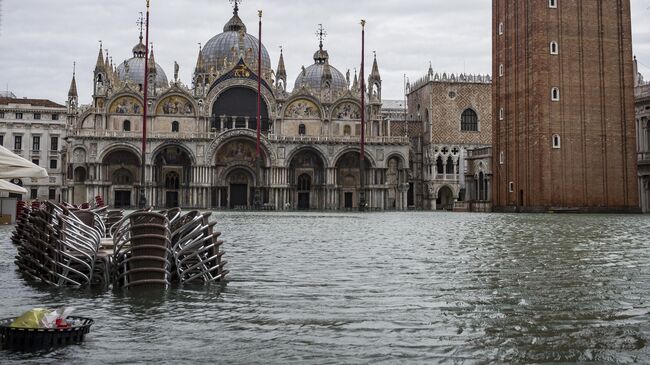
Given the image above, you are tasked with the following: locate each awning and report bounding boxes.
[0,145,48,179]
[0,179,27,194]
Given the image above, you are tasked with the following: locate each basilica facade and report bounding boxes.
[63,4,410,210]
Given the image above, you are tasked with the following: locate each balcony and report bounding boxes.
[73,129,411,145]
[639,152,650,165]
[467,147,492,158]
[268,135,410,145]
[433,173,460,181]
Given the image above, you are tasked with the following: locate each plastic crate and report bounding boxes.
[0,316,94,351]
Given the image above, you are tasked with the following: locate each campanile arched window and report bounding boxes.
[461,109,478,132]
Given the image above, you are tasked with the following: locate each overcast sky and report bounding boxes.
[0,0,649,104]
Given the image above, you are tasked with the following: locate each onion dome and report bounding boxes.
[200,4,271,74]
[116,35,169,88]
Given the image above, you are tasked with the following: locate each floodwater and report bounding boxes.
[1,212,650,364]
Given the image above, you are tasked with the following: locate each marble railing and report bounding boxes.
[268,135,410,144]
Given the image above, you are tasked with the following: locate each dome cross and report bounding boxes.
[229,0,242,15]
[316,24,327,50]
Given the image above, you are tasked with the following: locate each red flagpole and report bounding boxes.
[253,9,263,208]
[360,20,366,162]
[257,10,262,158]
[139,0,150,208]
[359,19,366,211]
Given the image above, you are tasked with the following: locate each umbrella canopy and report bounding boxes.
[0,145,48,179]
[0,179,27,194]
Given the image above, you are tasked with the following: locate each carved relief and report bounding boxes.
[157,96,194,115]
[333,102,361,120]
[285,99,320,119]
[110,97,142,114]
[73,148,87,164]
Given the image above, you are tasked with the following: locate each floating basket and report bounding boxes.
[0,316,94,351]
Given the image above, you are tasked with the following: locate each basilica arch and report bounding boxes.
[213,137,270,209]
[101,147,141,208]
[287,147,327,209]
[152,144,194,208]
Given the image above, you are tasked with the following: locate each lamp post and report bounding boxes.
[139,0,151,209]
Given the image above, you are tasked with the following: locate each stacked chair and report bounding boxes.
[13,202,103,287]
[112,212,173,289]
[11,201,30,246]
[13,199,229,289]
[170,211,228,284]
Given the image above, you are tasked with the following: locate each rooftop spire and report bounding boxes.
[276,46,286,78]
[370,51,381,79]
[195,43,206,73]
[94,40,105,72]
[68,62,78,97]
[148,43,157,72]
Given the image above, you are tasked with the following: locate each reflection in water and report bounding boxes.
[1,212,650,363]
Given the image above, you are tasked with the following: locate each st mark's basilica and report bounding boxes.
[64,2,411,210]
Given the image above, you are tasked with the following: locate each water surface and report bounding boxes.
[1,212,649,363]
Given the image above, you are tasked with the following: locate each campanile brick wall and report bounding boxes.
[492,0,639,212]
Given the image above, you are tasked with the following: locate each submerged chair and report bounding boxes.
[112,212,173,289]
[170,211,228,284]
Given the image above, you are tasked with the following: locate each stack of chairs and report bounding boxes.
[11,201,30,245]
[13,202,103,287]
[112,212,173,289]
[170,211,228,284]
[105,210,125,238]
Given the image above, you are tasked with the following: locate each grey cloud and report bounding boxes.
[0,0,648,103]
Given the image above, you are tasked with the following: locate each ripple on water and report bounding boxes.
[1,212,650,363]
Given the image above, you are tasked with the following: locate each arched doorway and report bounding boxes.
[153,145,192,208]
[73,166,87,205]
[335,151,370,209]
[215,139,268,209]
[437,186,454,211]
[297,174,312,209]
[226,169,254,209]
[212,87,270,131]
[288,148,325,210]
[102,149,141,208]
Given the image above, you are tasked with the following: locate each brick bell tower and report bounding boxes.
[492,0,640,212]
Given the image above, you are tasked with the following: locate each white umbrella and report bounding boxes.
[0,145,48,179]
[0,179,27,194]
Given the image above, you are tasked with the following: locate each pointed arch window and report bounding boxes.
[461,109,479,132]
[550,41,559,55]
[172,121,180,133]
[123,120,131,132]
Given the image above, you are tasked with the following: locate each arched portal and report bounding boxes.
[215,138,269,209]
[289,148,325,210]
[437,186,454,211]
[226,168,254,209]
[102,148,141,208]
[153,145,192,208]
[212,87,270,132]
[335,151,371,209]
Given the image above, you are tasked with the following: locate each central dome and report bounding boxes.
[201,8,271,74]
